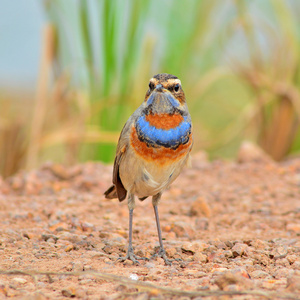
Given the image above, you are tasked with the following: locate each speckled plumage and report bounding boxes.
[104,73,193,265]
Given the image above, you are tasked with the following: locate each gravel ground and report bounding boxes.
[0,145,300,299]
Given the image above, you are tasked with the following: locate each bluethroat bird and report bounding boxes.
[104,73,193,265]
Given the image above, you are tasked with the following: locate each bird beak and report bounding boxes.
[155,84,164,93]
[146,87,180,113]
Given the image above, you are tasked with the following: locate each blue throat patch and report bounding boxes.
[135,114,191,149]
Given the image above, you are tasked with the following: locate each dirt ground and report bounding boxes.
[0,145,300,299]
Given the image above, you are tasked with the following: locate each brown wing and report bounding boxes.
[104,144,127,201]
[104,107,141,202]
[112,146,127,201]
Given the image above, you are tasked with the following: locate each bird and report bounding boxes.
[104,73,193,265]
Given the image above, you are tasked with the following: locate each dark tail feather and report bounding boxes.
[104,185,118,199]
[104,185,127,201]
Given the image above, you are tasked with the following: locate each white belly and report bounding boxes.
[119,147,189,198]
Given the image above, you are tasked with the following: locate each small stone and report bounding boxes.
[286,275,300,292]
[275,258,290,267]
[250,239,268,250]
[0,283,7,297]
[251,270,272,279]
[64,245,74,252]
[59,232,80,243]
[171,222,196,238]
[190,197,211,217]
[231,243,248,257]
[270,246,288,259]
[292,261,300,270]
[75,289,87,298]
[181,241,208,254]
[261,279,278,290]
[41,233,59,242]
[195,218,209,231]
[207,250,226,263]
[83,265,93,271]
[23,232,34,239]
[211,268,228,274]
[81,222,95,232]
[49,222,69,232]
[12,277,27,285]
[62,286,76,297]
[165,247,177,258]
[273,268,294,279]
[287,255,298,265]
[193,252,207,263]
[237,141,273,164]
[214,270,252,290]
[129,274,139,281]
[286,223,300,233]
[49,164,70,180]
[72,262,84,272]
[253,253,270,266]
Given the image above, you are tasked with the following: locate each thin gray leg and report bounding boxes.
[152,193,173,265]
[153,205,165,252]
[117,194,148,264]
[128,208,134,254]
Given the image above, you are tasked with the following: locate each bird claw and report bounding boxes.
[117,248,149,264]
[151,247,181,266]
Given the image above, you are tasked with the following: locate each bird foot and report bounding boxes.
[117,248,149,265]
[151,247,181,266]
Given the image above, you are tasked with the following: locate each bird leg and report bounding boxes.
[151,193,174,266]
[117,194,148,264]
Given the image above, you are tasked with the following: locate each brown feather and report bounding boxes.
[112,147,127,201]
[104,185,118,199]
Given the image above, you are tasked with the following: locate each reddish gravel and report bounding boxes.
[0,147,300,299]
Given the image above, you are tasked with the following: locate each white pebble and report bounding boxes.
[129,274,139,281]
[12,277,27,284]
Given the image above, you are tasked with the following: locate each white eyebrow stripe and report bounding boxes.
[168,78,181,85]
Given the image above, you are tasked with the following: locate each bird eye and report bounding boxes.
[174,83,180,92]
[149,82,155,90]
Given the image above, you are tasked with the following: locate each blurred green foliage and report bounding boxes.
[44,0,231,162]
[2,0,300,177]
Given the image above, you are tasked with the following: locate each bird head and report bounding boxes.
[144,73,187,115]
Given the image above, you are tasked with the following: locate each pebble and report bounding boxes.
[273,268,294,279]
[61,286,76,297]
[171,221,196,238]
[275,258,290,267]
[251,270,272,279]
[214,270,253,290]
[129,274,139,281]
[287,254,298,265]
[231,243,249,257]
[292,261,300,270]
[286,223,300,233]
[64,245,74,252]
[286,275,300,292]
[12,277,27,285]
[250,239,269,250]
[190,197,211,217]
[72,261,84,272]
[193,252,207,263]
[181,241,208,254]
[195,218,209,231]
[237,141,273,164]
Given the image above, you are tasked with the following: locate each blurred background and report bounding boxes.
[1,0,300,178]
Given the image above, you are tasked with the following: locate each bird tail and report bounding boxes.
[104,185,118,199]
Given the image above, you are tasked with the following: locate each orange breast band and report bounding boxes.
[145,113,183,130]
